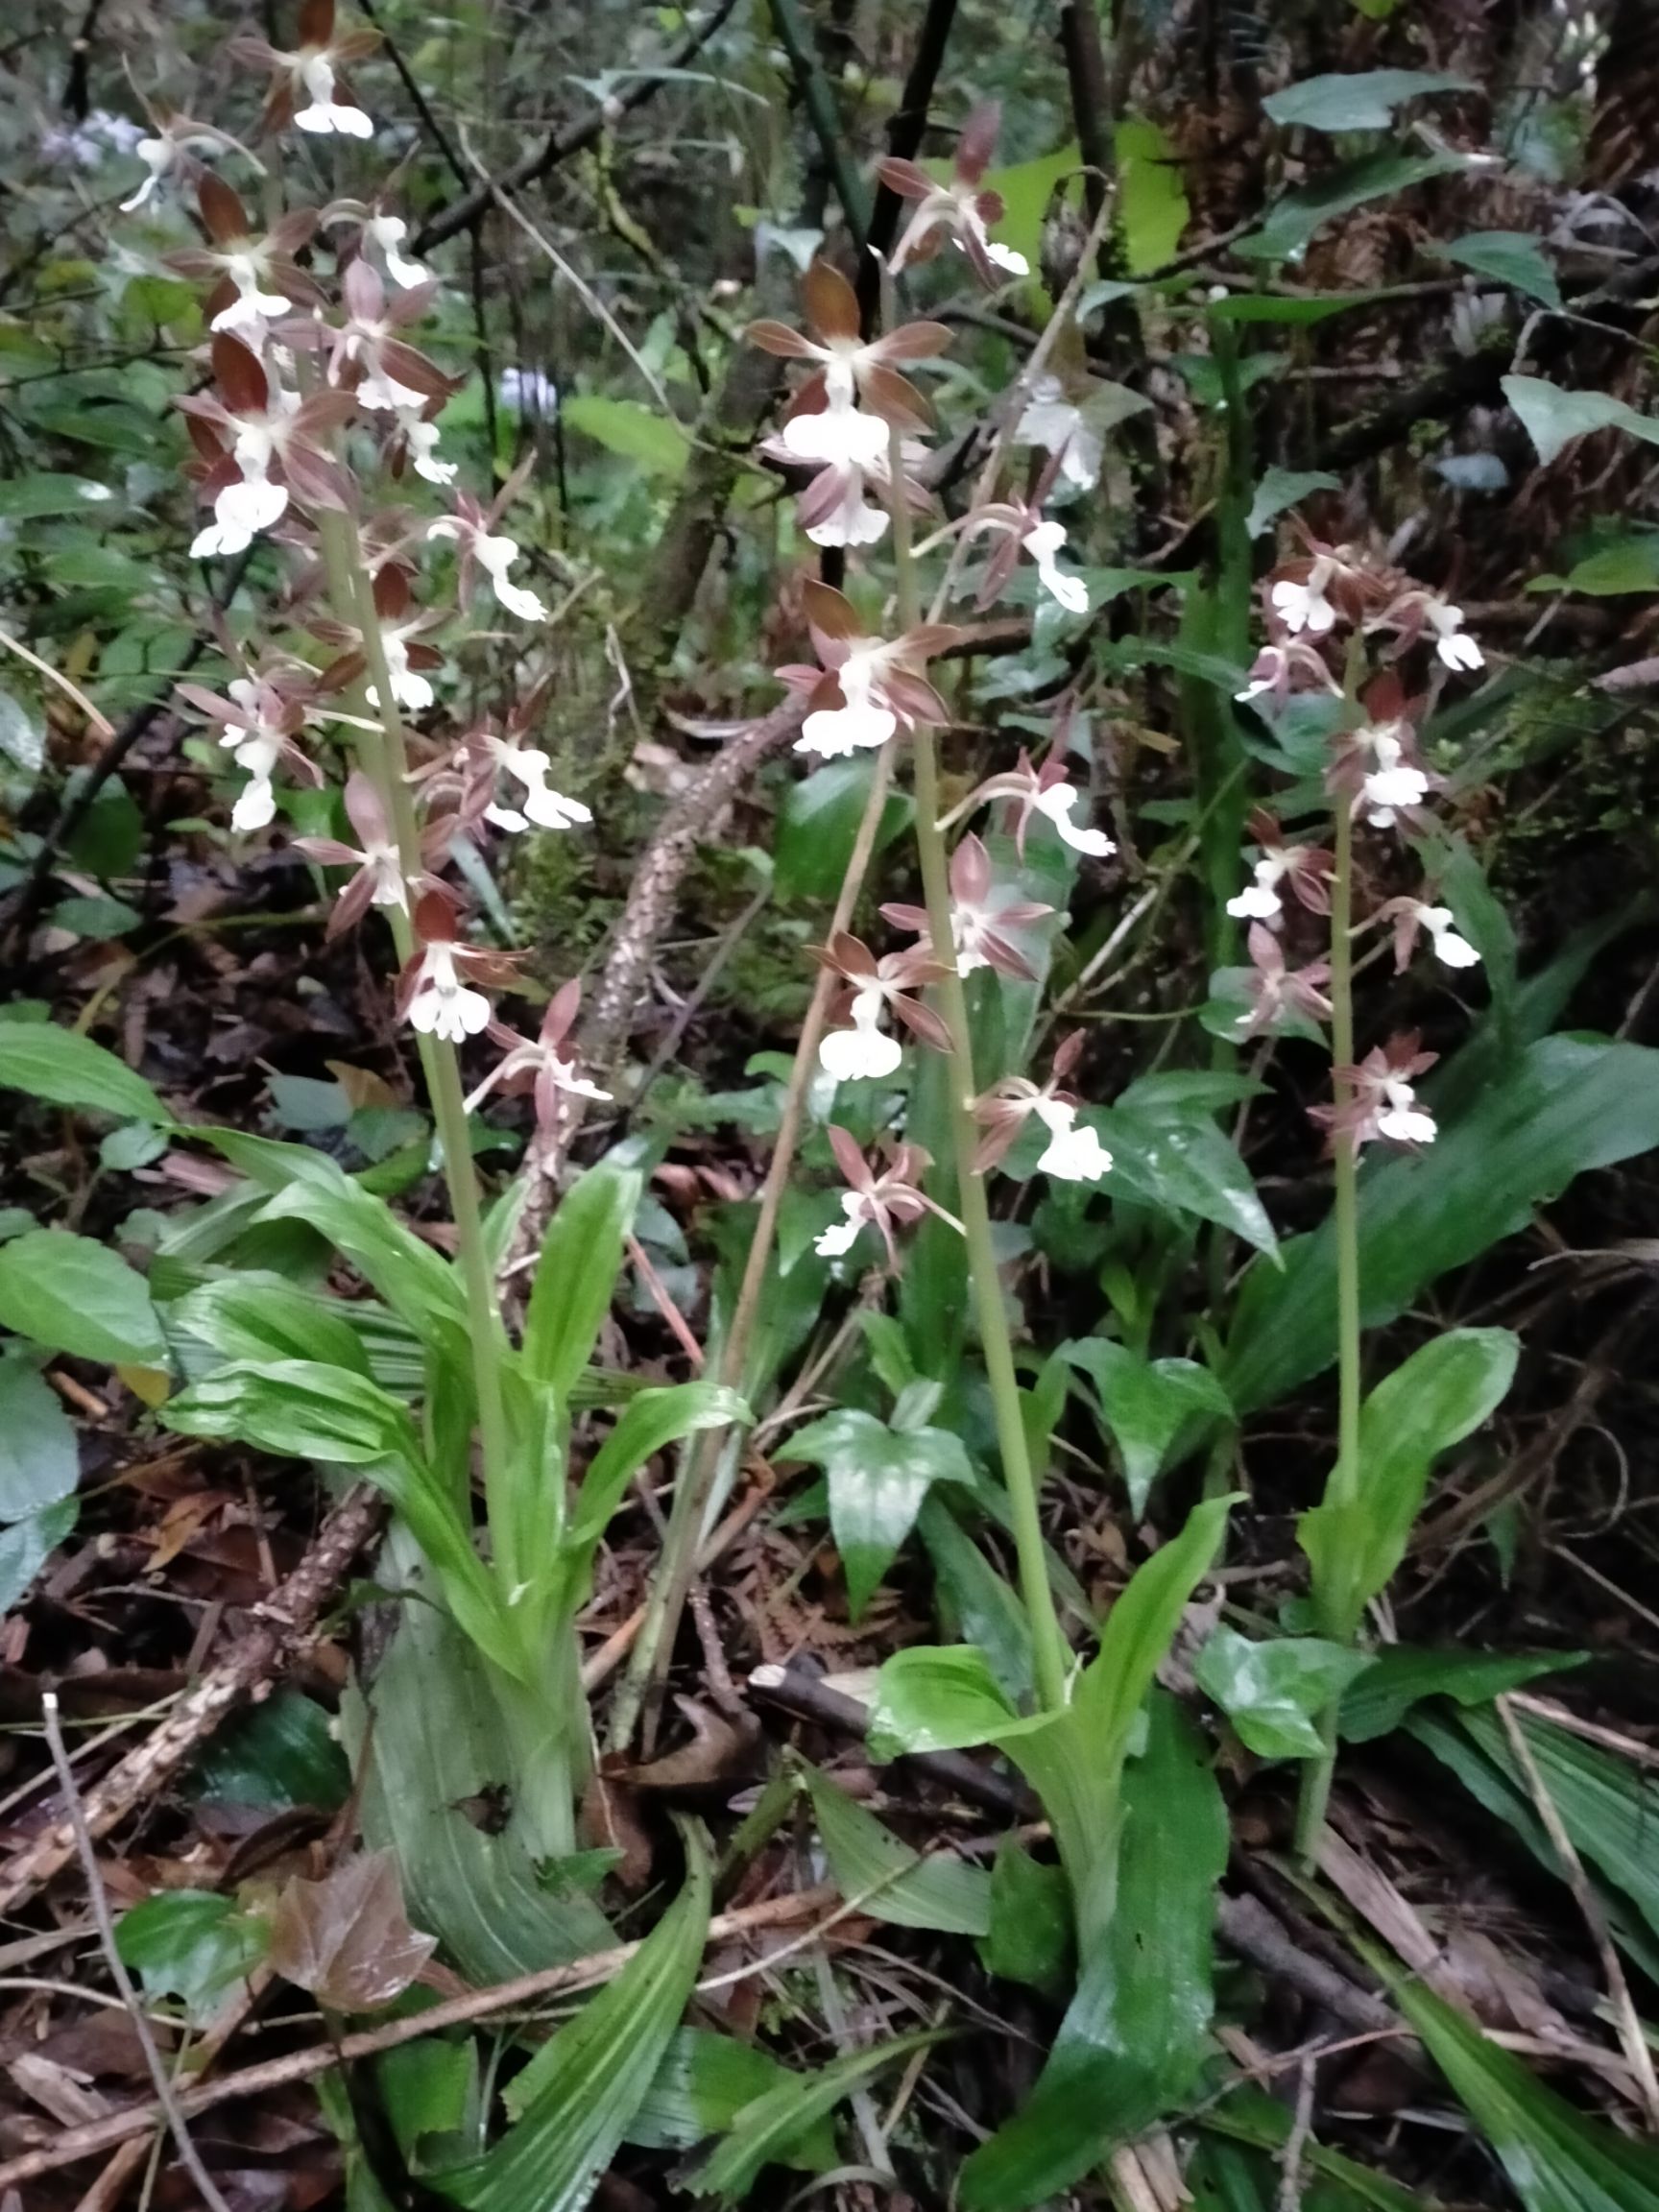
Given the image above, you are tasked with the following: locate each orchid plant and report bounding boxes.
[1232,523,1489,1851]
[102,0,744,1865]
[32,0,1505,2031]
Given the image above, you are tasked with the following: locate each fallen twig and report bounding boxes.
[0,1883,836,2190]
[41,1694,233,2212]
[0,1484,385,1919]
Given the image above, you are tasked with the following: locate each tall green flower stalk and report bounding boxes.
[886,433,1071,1716]
[1294,794,1359,1862]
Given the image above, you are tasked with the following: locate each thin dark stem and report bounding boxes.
[856,0,959,325]
[768,0,873,246]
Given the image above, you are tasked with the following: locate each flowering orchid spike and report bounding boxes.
[116,111,247,214]
[1225,810,1333,926]
[165,176,322,341]
[879,102,1030,285]
[882,834,1053,981]
[974,1032,1111,1185]
[749,260,950,472]
[397,893,517,1044]
[1021,517,1090,615]
[1380,898,1481,972]
[179,672,320,834]
[811,931,950,1082]
[776,582,956,760]
[178,334,354,560]
[814,1127,958,1266]
[1310,1035,1439,1155]
[292,771,409,937]
[967,751,1114,860]
[1014,374,1104,493]
[232,0,379,138]
[1236,922,1333,1040]
[463,980,612,1138]
[1326,676,1433,831]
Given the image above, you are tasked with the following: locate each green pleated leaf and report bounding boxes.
[802,1764,992,1936]
[1263,69,1474,132]
[1386,1966,1659,2212]
[440,1828,709,2212]
[978,1837,1072,1996]
[625,2028,835,2167]
[1339,1647,1583,1743]
[1300,1329,1518,1642]
[962,1696,1227,2209]
[1061,1338,1234,1513]
[522,1164,642,1407]
[1411,1705,1659,1954]
[691,2028,943,2201]
[347,1585,612,1988]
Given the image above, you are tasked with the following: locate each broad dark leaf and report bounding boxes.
[1222,1039,1659,1414]
[961,1696,1226,2208]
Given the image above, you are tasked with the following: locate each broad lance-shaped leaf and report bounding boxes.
[625,2029,835,2168]
[165,1358,515,1674]
[0,1015,170,1125]
[1093,1103,1277,1258]
[979,1838,1071,1997]
[522,1162,642,1407]
[868,1495,1235,1958]
[1222,1037,1659,1414]
[1444,231,1560,309]
[0,1351,78,1523]
[1020,1491,1234,1954]
[1381,1956,1659,2212]
[961,1695,1227,2211]
[440,1826,710,2212]
[1339,1647,1582,1743]
[1195,1626,1372,1761]
[1239,148,1466,260]
[1246,465,1340,539]
[691,2029,944,2202]
[783,1407,973,1618]
[202,1130,471,1368]
[0,1229,165,1367]
[1411,1705,1659,1957]
[1061,1337,1233,1514]
[346,1574,611,1988]
[802,1764,991,1936]
[567,1382,750,1554]
[1300,1329,1517,1643]
[1198,2089,1427,2211]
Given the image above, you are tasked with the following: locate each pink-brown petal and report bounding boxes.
[802,260,859,343]
[801,579,863,643]
[876,156,935,201]
[872,321,954,364]
[744,318,819,359]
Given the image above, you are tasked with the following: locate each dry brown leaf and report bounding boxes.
[266,1849,436,2012]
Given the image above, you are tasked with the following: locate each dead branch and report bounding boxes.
[0,1484,386,1920]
